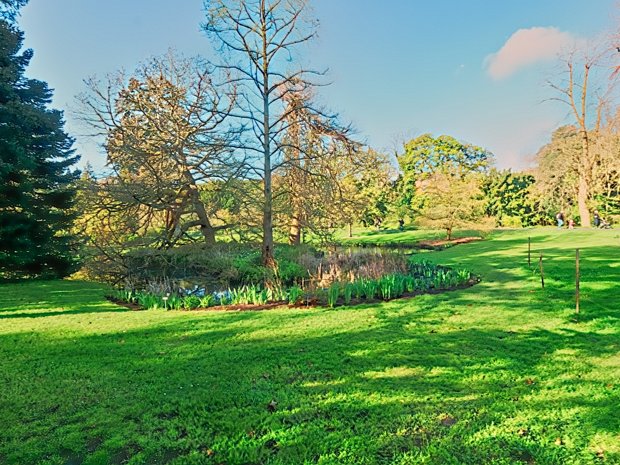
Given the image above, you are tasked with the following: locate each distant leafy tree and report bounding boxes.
[398,134,492,180]
[356,172,394,230]
[0,18,80,278]
[396,134,492,234]
[417,173,485,240]
[482,169,539,227]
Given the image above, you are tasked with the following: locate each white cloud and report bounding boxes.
[485,27,578,80]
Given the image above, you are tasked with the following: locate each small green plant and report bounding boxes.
[379,276,393,300]
[136,292,162,310]
[327,283,340,308]
[199,295,215,308]
[255,286,269,305]
[267,285,286,303]
[404,275,415,293]
[343,283,353,306]
[361,279,378,300]
[182,295,201,310]
[218,292,230,306]
[456,268,471,283]
[352,280,364,300]
[167,295,182,310]
[288,285,303,305]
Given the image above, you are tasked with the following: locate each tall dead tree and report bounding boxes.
[203,0,323,266]
[549,45,617,226]
[278,80,359,245]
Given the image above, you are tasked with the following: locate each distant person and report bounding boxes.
[593,210,601,228]
[556,211,565,228]
[568,218,575,229]
[599,213,612,229]
[398,218,404,231]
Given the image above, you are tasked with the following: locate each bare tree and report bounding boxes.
[203,0,325,267]
[77,51,242,246]
[549,42,618,226]
[277,80,360,245]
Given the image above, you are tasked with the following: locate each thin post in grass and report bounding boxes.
[539,253,545,289]
[528,236,531,267]
[575,248,580,314]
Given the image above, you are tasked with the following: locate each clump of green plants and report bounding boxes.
[343,283,353,305]
[327,283,341,308]
[288,285,303,305]
[362,279,378,300]
[109,261,475,311]
[199,295,215,308]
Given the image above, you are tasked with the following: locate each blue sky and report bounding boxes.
[19,0,618,170]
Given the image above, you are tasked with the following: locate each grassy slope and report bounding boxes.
[0,228,618,465]
[335,226,487,246]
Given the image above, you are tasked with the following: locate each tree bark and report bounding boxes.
[578,133,591,227]
[261,3,275,268]
[289,213,301,245]
[182,170,216,245]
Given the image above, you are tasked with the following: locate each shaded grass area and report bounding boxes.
[0,228,619,464]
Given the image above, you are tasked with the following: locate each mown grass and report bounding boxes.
[336,226,488,247]
[0,228,619,464]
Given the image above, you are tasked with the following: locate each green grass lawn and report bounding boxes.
[1,228,619,465]
[335,226,488,247]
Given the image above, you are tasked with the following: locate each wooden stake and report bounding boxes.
[539,253,545,289]
[528,236,531,267]
[575,249,580,314]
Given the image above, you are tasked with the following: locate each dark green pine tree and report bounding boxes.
[0,14,80,279]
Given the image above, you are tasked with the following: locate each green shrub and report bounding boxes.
[182,295,201,310]
[199,295,215,308]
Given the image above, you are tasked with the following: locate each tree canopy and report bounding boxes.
[0,18,80,278]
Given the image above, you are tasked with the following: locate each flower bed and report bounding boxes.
[108,260,478,311]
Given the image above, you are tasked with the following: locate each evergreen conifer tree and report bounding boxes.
[0,4,80,279]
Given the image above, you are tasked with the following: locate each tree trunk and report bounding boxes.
[348,222,353,238]
[261,5,275,269]
[260,5,275,269]
[190,192,216,245]
[289,213,301,245]
[578,134,591,227]
[262,145,275,267]
[182,171,216,245]
[577,174,590,228]
[195,204,217,244]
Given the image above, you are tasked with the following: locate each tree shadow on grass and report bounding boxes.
[1,300,618,465]
[0,305,133,319]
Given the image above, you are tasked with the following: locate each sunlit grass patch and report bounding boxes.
[0,228,618,464]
